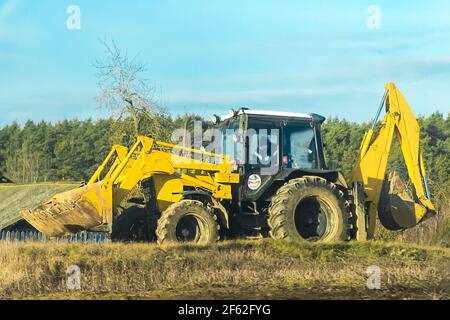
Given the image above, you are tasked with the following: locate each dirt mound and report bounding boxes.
[0,183,78,230]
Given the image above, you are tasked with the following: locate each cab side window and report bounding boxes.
[283,125,318,170]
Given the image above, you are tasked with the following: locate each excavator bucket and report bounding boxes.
[21,182,110,237]
[378,173,428,231]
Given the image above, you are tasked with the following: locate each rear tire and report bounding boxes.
[268,176,351,242]
[156,200,220,245]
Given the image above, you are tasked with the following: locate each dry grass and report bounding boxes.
[1,183,449,300]
[0,240,448,300]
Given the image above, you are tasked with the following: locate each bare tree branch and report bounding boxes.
[95,38,165,142]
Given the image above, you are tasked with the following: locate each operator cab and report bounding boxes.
[211,109,328,235]
[212,109,327,172]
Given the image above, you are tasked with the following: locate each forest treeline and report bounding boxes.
[0,112,449,204]
[0,114,199,183]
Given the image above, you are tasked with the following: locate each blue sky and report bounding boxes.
[1,0,450,126]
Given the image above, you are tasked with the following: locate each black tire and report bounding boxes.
[111,206,156,242]
[268,176,352,242]
[156,200,220,245]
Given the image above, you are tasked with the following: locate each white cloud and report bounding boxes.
[167,86,363,105]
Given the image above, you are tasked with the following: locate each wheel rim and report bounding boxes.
[175,214,206,242]
[294,196,334,241]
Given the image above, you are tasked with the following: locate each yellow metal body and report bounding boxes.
[350,83,436,239]
[22,136,239,237]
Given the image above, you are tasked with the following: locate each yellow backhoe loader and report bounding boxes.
[22,82,436,243]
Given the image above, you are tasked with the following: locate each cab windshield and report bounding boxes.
[216,120,244,163]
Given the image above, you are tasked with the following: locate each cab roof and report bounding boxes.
[217,109,326,124]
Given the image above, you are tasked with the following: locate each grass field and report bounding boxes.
[0,240,449,300]
[1,183,449,300]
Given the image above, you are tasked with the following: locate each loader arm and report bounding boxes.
[350,82,436,239]
[97,136,237,207]
[22,136,239,237]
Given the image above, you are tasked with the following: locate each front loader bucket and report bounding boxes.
[21,182,109,237]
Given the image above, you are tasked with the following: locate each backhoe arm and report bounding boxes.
[351,82,436,239]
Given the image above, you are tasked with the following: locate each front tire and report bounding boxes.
[156,200,220,245]
[111,206,156,242]
[268,176,351,242]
